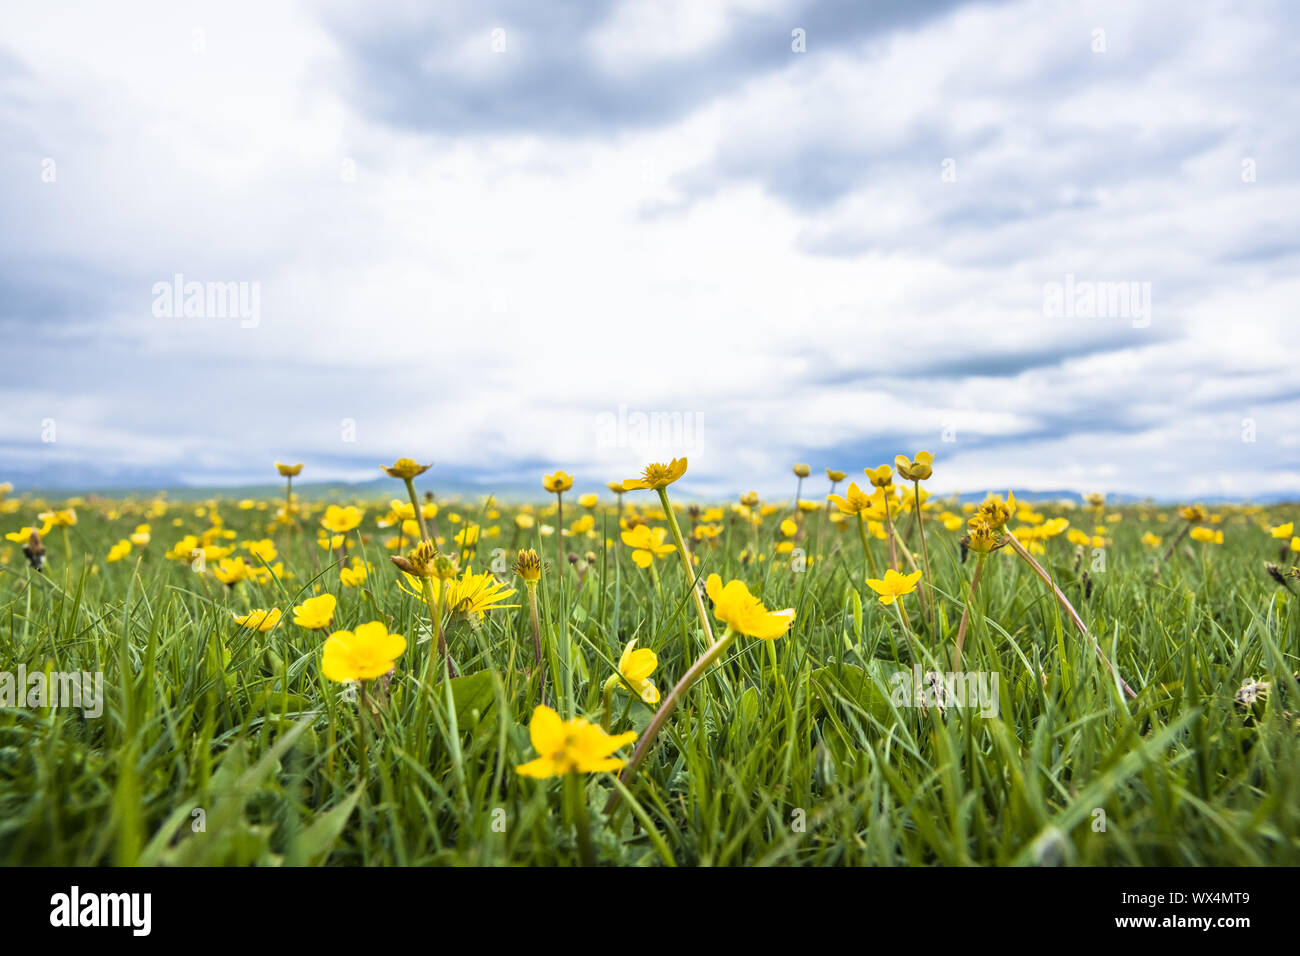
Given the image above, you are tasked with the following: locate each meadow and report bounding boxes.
[0,456,1297,867]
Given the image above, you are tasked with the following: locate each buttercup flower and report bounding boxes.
[293,593,337,630]
[321,505,364,534]
[975,492,1016,532]
[275,462,304,477]
[515,705,637,778]
[865,465,893,488]
[1270,521,1293,539]
[894,451,934,482]
[233,607,282,631]
[1178,505,1207,523]
[322,621,406,682]
[829,481,872,515]
[381,458,431,479]
[107,540,131,563]
[542,471,574,493]
[615,639,659,704]
[1190,527,1223,544]
[792,463,811,478]
[621,458,687,491]
[704,574,796,639]
[866,568,923,605]
[826,469,846,482]
[621,524,676,568]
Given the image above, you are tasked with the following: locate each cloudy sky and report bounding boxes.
[2,0,1298,500]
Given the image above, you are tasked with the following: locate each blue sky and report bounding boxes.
[2,0,1298,500]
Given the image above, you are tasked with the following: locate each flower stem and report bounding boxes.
[1004,531,1138,699]
[604,628,738,814]
[914,481,936,635]
[953,552,986,667]
[403,477,431,543]
[566,772,596,866]
[856,512,880,577]
[656,486,716,647]
[526,581,547,705]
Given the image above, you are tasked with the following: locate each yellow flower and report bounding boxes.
[607,481,627,495]
[739,491,759,507]
[1291,536,1300,554]
[621,525,675,568]
[40,508,77,528]
[1067,529,1091,547]
[233,608,282,632]
[615,639,659,704]
[1270,521,1293,539]
[515,705,637,778]
[1178,505,1207,523]
[244,538,278,563]
[578,493,599,509]
[894,451,934,482]
[275,462,304,477]
[542,471,574,493]
[792,463,811,478]
[828,481,872,515]
[380,458,431,479]
[106,540,131,563]
[514,548,542,583]
[130,524,151,547]
[864,465,893,488]
[1190,527,1223,544]
[214,557,251,585]
[320,505,363,534]
[826,468,846,482]
[340,559,369,588]
[865,568,923,605]
[621,458,687,491]
[322,621,406,682]
[965,519,1001,554]
[293,593,337,630]
[704,574,795,639]
[410,567,517,619]
[1141,532,1162,549]
[975,492,1016,532]
[780,519,798,538]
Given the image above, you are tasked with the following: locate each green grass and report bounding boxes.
[1,496,1297,866]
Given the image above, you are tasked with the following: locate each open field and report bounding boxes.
[0,461,1297,867]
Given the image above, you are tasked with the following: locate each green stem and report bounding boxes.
[605,627,738,814]
[567,772,595,866]
[656,486,716,647]
[404,477,431,543]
